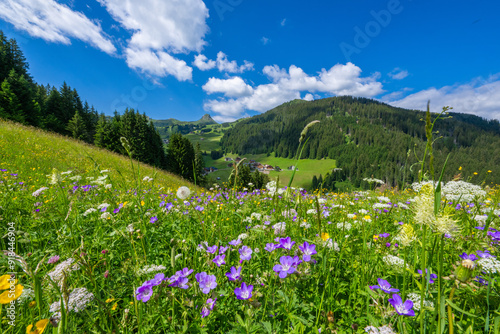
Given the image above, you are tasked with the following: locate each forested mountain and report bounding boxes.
[220,97,500,188]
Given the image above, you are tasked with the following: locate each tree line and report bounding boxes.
[0,31,204,184]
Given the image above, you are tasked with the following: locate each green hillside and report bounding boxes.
[0,120,193,193]
[220,96,500,188]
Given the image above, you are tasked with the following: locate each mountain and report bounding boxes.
[152,114,218,137]
[220,96,500,188]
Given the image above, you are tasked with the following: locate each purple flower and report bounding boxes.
[229,239,242,247]
[178,267,193,277]
[201,298,217,318]
[150,216,158,224]
[239,246,253,262]
[386,243,391,248]
[279,237,295,250]
[474,276,489,286]
[417,269,438,284]
[265,243,279,252]
[298,242,317,262]
[136,281,154,302]
[459,252,477,261]
[219,246,229,254]
[477,250,494,258]
[369,278,400,294]
[150,273,165,286]
[213,254,226,267]
[47,255,60,264]
[388,294,415,316]
[273,256,297,279]
[169,276,189,289]
[206,245,218,254]
[226,266,242,281]
[196,272,217,294]
[379,233,390,238]
[234,282,253,300]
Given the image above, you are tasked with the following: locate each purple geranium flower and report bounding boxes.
[150,273,165,286]
[265,243,279,252]
[229,239,242,247]
[149,216,158,224]
[379,233,390,238]
[477,250,494,258]
[417,269,438,284]
[136,281,154,302]
[239,246,253,262]
[201,298,217,318]
[388,294,415,316]
[273,256,297,279]
[234,282,253,300]
[459,252,477,261]
[213,254,226,267]
[279,237,295,250]
[219,246,229,254]
[196,272,217,294]
[226,266,242,281]
[298,241,317,262]
[206,245,218,254]
[369,278,400,294]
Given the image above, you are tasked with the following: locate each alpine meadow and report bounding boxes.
[1,2,500,334]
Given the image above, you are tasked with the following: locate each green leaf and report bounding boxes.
[445,299,477,318]
[235,313,245,327]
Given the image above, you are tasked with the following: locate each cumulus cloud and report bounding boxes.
[203,77,254,98]
[204,62,383,121]
[98,0,209,80]
[303,93,314,101]
[193,52,254,73]
[388,68,409,80]
[387,75,500,120]
[0,0,115,54]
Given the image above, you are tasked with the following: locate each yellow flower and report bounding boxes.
[320,233,330,241]
[458,166,462,171]
[488,170,492,173]
[0,275,16,290]
[112,302,118,311]
[473,172,478,175]
[26,319,49,334]
[0,284,23,304]
[373,235,379,241]
[141,201,145,206]
[29,301,37,308]
[106,298,115,303]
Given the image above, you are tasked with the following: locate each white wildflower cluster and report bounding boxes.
[69,175,82,181]
[243,216,252,223]
[177,186,191,200]
[282,209,297,218]
[365,325,397,334]
[91,175,108,185]
[47,258,80,287]
[323,239,340,251]
[407,292,434,311]
[17,287,34,304]
[442,180,486,202]
[32,187,48,197]
[306,209,317,215]
[332,204,345,209]
[377,196,390,203]
[100,169,110,173]
[363,177,385,185]
[251,212,262,221]
[142,176,153,182]
[300,221,311,229]
[373,203,391,209]
[50,287,94,313]
[272,222,286,235]
[83,208,97,216]
[318,198,327,204]
[347,213,356,219]
[411,181,436,193]
[336,222,352,231]
[237,233,249,240]
[61,170,72,175]
[359,209,369,214]
[100,212,111,220]
[397,202,409,210]
[478,257,500,274]
[137,264,167,276]
[97,203,110,210]
[474,215,488,225]
[48,169,62,185]
[104,184,112,189]
[382,255,409,272]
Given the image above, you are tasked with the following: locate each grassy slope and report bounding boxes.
[0,120,193,192]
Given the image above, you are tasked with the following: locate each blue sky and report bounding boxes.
[0,0,499,121]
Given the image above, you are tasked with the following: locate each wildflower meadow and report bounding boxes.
[1,120,500,334]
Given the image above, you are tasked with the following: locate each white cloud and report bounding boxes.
[281,18,287,27]
[193,52,254,73]
[388,75,500,120]
[388,68,409,80]
[261,37,270,45]
[193,54,216,71]
[204,62,383,120]
[202,77,253,98]
[0,0,115,54]
[303,93,314,101]
[98,0,209,81]
[125,48,192,81]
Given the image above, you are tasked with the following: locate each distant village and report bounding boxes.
[203,156,298,175]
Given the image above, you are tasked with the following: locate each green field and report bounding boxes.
[185,132,224,152]
[203,153,336,189]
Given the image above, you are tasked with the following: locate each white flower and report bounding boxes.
[407,292,434,311]
[300,221,311,229]
[323,239,340,251]
[143,176,153,182]
[359,209,369,214]
[382,255,409,272]
[442,180,486,202]
[97,203,110,210]
[363,177,385,185]
[127,224,134,233]
[372,203,391,209]
[251,212,262,221]
[478,257,500,274]
[306,209,316,215]
[474,215,488,225]
[318,198,327,204]
[100,212,111,219]
[50,287,94,313]
[177,186,191,200]
[272,222,286,235]
[47,258,79,287]
[237,233,249,240]
[32,187,48,197]
[137,264,167,275]
[69,175,82,181]
[100,170,110,173]
[104,184,112,189]
[336,222,352,230]
[83,208,97,216]
[377,196,390,202]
